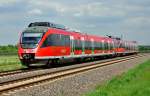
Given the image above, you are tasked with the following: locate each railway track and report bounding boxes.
[0,69,30,77]
[0,68,49,77]
[0,54,146,95]
[0,54,144,77]
[0,54,141,79]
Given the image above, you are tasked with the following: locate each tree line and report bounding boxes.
[0,45,18,55]
[0,45,149,55]
[138,45,150,53]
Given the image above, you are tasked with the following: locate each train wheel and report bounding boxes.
[75,58,82,63]
[46,60,53,68]
[21,60,32,68]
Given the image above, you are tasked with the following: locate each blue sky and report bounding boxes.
[0,0,149,45]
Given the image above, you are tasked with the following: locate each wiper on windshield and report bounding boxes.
[21,41,38,44]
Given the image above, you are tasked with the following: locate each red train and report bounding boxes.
[18,22,138,67]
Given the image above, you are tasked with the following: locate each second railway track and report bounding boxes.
[0,54,146,95]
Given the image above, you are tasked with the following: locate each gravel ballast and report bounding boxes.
[3,54,150,96]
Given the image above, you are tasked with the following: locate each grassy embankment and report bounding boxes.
[0,45,17,55]
[139,45,150,53]
[85,60,150,96]
[0,45,25,72]
[0,55,25,72]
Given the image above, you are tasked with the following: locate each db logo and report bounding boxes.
[24,50,29,53]
[61,49,66,53]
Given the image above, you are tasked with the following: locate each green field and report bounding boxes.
[85,60,150,96]
[0,55,25,72]
[0,45,17,55]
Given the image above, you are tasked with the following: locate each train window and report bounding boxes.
[94,42,96,50]
[93,42,96,50]
[85,41,88,50]
[109,43,113,50]
[109,43,112,50]
[28,22,66,30]
[74,40,82,50]
[85,41,92,50]
[95,42,98,50]
[64,35,70,46]
[102,41,104,50]
[41,34,70,47]
[114,42,117,48]
[104,42,109,50]
[111,43,113,50]
[108,43,110,50]
[104,42,106,50]
[109,43,111,50]
[94,42,100,50]
[89,41,92,50]
[28,22,50,27]
[99,42,103,50]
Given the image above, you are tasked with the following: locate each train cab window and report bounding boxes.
[21,32,43,49]
[42,34,70,47]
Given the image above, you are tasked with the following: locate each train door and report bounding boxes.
[70,36,74,55]
[102,40,105,53]
[112,41,115,53]
[91,39,94,54]
[81,37,85,55]
[108,40,110,53]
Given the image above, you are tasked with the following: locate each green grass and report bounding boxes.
[0,55,25,72]
[85,60,150,96]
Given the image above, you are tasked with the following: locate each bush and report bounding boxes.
[138,45,150,53]
[0,45,18,55]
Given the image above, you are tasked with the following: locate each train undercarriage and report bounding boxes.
[20,52,138,68]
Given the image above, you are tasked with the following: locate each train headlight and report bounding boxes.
[22,54,30,59]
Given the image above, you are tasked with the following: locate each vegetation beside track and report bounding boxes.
[139,45,150,53]
[85,60,150,96]
[0,55,25,72]
[0,45,24,72]
[0,45,17,55]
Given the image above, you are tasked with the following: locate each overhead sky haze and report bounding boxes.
[0,0,149,45]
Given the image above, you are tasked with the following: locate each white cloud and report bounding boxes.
[0,0,20,6]
[26,1,126,17]
[28,9,42,15]
[78,2,126,17]
[123,16,150,28]
[73,13,82,17]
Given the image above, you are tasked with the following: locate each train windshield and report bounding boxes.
[21,32,43,48]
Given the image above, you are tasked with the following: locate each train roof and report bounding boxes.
[28,22,66,30]
[24,22,137,44]
[23,26,49,33]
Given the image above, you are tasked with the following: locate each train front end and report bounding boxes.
[18,27,48,67]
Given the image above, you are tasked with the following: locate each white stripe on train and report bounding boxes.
[35,51,137,59]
